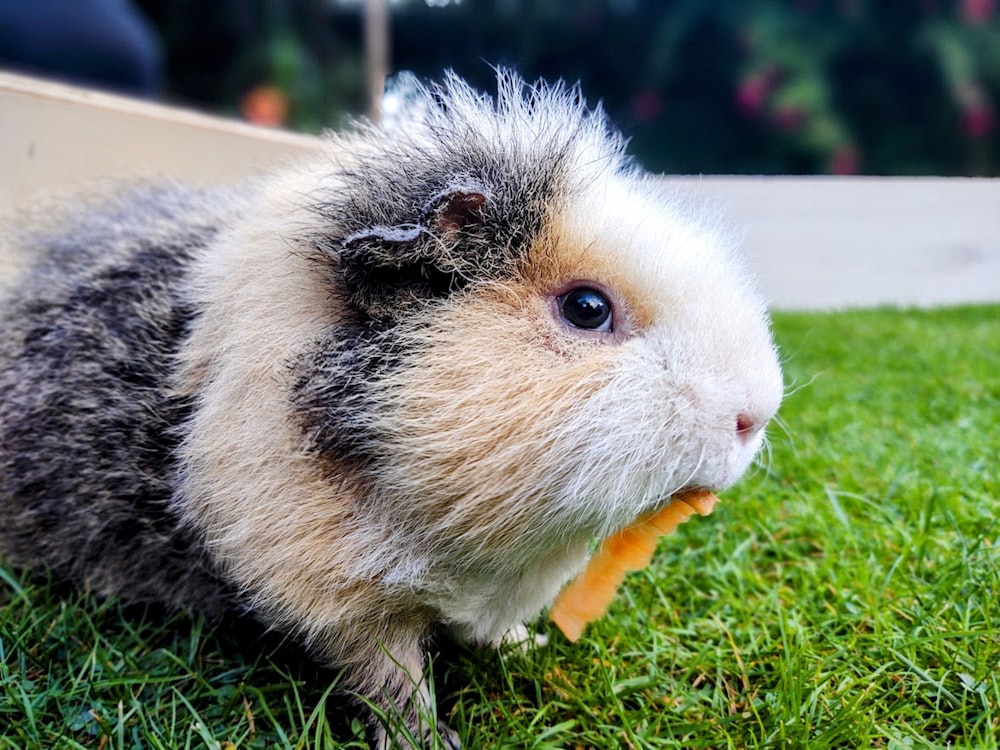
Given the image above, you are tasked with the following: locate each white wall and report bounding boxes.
[3,71,999,310]
[674,176,1000,309]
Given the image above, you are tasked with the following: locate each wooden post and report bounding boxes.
[364,0,389,124]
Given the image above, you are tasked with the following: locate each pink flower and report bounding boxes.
[736,74,770,115]
[736,67,781,116]
[955,80,996,137]
[961,0,995,23]
[962,104,995,137]
[771,104,805,132]
[829,146,860,175]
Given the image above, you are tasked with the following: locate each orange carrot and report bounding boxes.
[549,489,718,641]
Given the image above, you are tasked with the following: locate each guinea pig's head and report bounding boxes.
[297,72,783,561]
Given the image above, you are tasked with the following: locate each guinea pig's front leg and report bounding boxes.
[492,622,549,651]
[349,629,461,750]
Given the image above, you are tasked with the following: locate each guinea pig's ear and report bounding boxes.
[338,183,490,321]
[420,184,489,242]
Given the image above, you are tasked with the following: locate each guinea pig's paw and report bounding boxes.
[356,635,462,750]
[372,718,461,750]
[492,622,549,652]
[433,721,462,750]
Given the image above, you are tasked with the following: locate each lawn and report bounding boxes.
[2,305,998,749]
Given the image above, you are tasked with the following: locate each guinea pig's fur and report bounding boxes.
[0,71,783,748]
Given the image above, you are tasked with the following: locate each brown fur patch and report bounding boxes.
[370,281,617,556]
[525,207,657,334]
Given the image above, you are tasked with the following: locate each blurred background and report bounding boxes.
[1,0,999,177]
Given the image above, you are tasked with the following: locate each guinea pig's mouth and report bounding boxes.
[643,487,719,522]
[656,488,719,522]
[608,488,719,558]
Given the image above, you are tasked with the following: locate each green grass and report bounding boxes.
[2,305,998,749]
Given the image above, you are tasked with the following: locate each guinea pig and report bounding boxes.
[0,71,783,748]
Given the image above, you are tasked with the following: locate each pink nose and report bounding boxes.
[736,412,761,442]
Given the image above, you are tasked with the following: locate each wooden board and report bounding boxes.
[674,176,1000,310]
[3,71,998,310]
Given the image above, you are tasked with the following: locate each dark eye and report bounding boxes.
[559,287,613,332]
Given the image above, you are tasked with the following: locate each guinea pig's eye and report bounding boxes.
[559,287,613,332]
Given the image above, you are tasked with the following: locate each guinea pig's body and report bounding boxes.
[0,73,783,748]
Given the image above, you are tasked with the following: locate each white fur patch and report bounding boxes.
[173,72,782,660]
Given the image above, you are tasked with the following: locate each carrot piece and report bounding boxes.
[550,489,718,641]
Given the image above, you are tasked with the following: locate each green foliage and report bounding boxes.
[141,0,1000,175]
[2,305,998,747]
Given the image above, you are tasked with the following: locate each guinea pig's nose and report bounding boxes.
[735,412,764,443]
